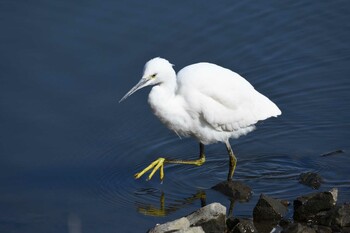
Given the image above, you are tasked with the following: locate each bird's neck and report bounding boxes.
[161,75,177,95]
[148,72,178,113]
[154,70,177,96]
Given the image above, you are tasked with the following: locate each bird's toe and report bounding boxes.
[134,157,166,181]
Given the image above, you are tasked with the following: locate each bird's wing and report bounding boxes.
[177,63,281,132]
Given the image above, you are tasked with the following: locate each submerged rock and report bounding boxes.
[253,194,288,221]
[321,149,345,157]
[293,188,338,222]
[226,217,257,233]
[211,180,252,201]
[299,172,322,189]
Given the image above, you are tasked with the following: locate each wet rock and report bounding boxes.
[211,180,252,201]
[148,217,190,233]
[316,203,350,229]
[186,202,226,233]
[293,188,338,222]
[226,217,257,233]
[282,223,316,233]
[253,194,288,221]
[299,172,322,189]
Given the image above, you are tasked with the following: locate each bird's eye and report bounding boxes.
[150,73,157,78]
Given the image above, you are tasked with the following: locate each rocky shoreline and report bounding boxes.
[147,183,350,233]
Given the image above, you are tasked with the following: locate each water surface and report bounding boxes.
[1,1,350,232]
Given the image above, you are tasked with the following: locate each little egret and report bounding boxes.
[120,57,281,181]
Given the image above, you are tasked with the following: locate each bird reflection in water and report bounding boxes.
[134,187,248,217]
[135,190,207,217]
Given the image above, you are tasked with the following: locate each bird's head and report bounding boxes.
[119,57,175,102]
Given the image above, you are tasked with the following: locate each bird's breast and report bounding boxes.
[148,86,192,137]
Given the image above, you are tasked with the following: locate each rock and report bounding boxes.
[156,227,204,233]
[226,217,239,231]
[293,188,338,222]
[176,226,205,233]
[280,220,332,233]
[253,194,288,221]
[329,188,338,203]
[211,180,252,201]
[282,223,316,233]
[281,200,291,207]
[279,218,292,228]
[148,203,226,233]
[148,217,190,233]
[254,220,279,233]
[330,203,350,228]
[226,217,257,233]
[316,203,350,229]
[186,202,226,233]
[311,225,332,233]
[299,172,322,189]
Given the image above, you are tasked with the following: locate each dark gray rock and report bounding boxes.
[316,203,350,229]
[186,202,226,233]
[282,223,316,233]
[253,194,288,221]
[279,218,292,228]
[254,220,281,233]
[226,217,257,233]
[299,172,322,189]
[278,220,332,233]
[311,225,332,233]
[293,188,338,222]
[211,180,252,201]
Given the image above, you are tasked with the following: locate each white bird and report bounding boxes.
[120,57,281,181]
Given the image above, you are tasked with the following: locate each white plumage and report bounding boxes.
[147,59,281,144]
[120,57,281,181]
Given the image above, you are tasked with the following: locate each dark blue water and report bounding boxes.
[1,1,350,232]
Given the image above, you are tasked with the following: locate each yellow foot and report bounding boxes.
[134,158,165,181]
